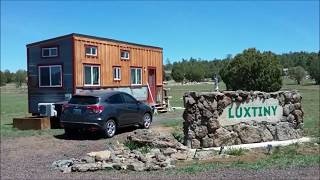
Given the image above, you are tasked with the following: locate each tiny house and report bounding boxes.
[27,33,163,116]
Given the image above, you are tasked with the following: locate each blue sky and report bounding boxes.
[1,0,319,71]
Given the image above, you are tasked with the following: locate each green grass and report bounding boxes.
[1,86,63,138]
[123,140,152,154]
[177,144,320,174]
[160,118,183,128]
[224,148,248,156]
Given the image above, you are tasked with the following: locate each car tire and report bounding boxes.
[104,119,117,138]
[64,128,77,137]
[141,113,152,129]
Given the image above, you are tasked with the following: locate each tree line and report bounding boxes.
[0,69,27,87]
[165,49,320,86]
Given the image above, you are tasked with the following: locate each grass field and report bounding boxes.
[1,78,319,137]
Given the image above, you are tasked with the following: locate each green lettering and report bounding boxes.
[271,106,278,116]
[264,106,271,116]
[228,108,234,118]
[258,107,262,116]
[244,107,251,117]
[252,107,258,117]
[235,107,243,118]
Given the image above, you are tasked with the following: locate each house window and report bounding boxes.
[130,68,142,85]
[120,50,129,60]
[42,47,58,57]
[85,46,97,56]
[38,65,62,87]
[84,65,100,86]
[113,67,121,80]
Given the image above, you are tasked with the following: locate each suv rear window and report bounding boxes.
[69,95,99,105]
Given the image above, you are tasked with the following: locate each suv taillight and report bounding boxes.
[87,105,104,114]
[62,104,71,112]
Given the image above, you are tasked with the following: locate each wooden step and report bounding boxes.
[157,109,168,113]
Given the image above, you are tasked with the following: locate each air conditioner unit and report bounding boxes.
[38,103,57,117]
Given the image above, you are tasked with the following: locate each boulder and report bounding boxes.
[87,150,111,161]
[171,152,188,160]
[127,129,185,150]
[207,118,220,133]
[259,125,273,142]
[162,148,177,156]
[72,163,101,172]
[127,161,145,171]
[293,110,303,123]
[80,155,96,163]
[212,128,238,146]
[195,126,208,139]
[201,136,214,148]
[286,114,295,123]
[236,125,262,144]
[276,122,300,140]
[191,139,201,149]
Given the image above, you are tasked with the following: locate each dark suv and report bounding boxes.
[60,91,153,137]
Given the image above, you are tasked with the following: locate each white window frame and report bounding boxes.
[131,68,142,85]
[41,47,58,57]
[85,46,97,56]
[84,65,100,86]
[113,67,121,80]
[120,50,130,60]
[38,65,62,87]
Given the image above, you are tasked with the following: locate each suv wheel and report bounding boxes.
[141,113,152,129]
[64,128,77,137]
[104,119,116,138]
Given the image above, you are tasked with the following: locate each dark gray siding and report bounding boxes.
[27,37,73,113]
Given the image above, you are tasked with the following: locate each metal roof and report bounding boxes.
[26,33,163,50]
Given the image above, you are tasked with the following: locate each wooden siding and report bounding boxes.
[73,36,163,88]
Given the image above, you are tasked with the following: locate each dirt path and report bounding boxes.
[1,133,319,180]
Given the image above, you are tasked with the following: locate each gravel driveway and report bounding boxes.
[1,132,319,180]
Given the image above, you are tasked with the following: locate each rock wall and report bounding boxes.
[183,90,304,149]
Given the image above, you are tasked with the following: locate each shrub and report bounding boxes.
[224,148,247,156]
[172,128,184,143]
[308,57,320,84]
[220,48,282,92]
[124,140,140,150]
[171,64,184,83]
[288,66,306,85]
[123,140,152,153]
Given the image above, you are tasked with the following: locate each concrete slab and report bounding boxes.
[188,137,313,155]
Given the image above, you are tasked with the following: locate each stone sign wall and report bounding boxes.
[183,90,304,149]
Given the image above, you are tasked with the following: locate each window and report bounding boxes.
[69,95,99,105]
[130,68,142,85]
[42,47,58,57]
[84,65,100,86]
[122,94,137,104]
[38,65,62,87]
[108,94,124,104]
[120,50,129,60]
[85,46,97,56]
[113,67,121,80]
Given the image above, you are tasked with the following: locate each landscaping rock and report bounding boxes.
[127,162,145,171]
[212,128,238,146]
[162,148,177,156]
[201,136,214,148]
[236,125,261,144]
[171,152,188,160]
[87,150,111,161]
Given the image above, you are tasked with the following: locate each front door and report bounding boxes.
[148,68,156,104]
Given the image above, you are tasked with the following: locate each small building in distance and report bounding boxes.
[27,33,163,115]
